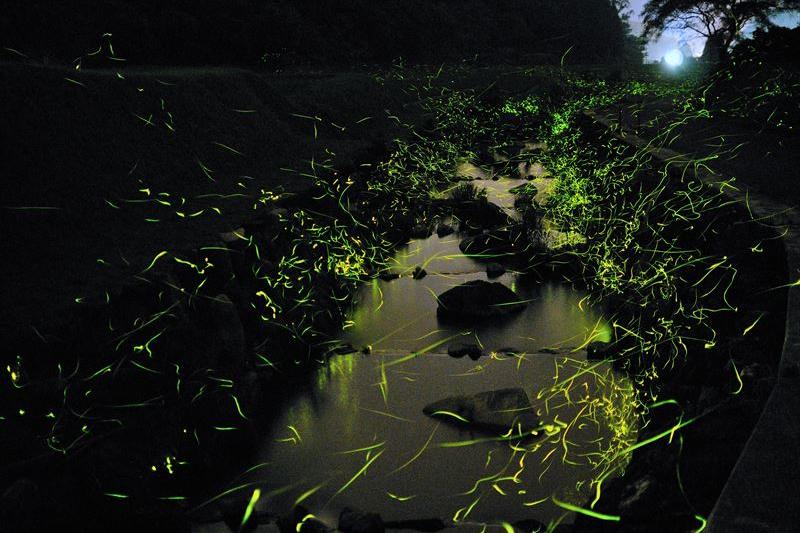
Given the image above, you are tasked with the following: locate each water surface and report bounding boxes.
[243,177,635,527]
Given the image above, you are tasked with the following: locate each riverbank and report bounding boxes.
[0,61,792,532]
[0,62,572,531]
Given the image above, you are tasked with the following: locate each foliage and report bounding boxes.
[2,0,639,66]
[449,182,487,202]
[641,0,800,54]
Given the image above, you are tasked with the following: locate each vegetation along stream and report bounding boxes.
[247,175,636,527]
[1,33,795,532]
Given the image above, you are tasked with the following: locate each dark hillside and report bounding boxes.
[0,63,421,329]
[3,0,632,66]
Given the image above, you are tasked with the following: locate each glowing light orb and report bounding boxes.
[664,49,684,67]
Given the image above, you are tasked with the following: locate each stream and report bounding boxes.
[235,176,636,529]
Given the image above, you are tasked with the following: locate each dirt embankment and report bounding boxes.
[0,62,425,332]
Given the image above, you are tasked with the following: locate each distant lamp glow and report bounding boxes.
[664,49,684,67]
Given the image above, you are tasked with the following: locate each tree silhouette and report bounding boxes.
[641,0,800,56]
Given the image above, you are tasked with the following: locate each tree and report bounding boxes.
[609,0,647,64]
[641,0,800,56]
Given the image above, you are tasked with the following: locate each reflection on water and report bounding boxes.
[345,273,611,354]
[245,177,635,527]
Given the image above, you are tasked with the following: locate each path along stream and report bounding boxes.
[241,172,637,529]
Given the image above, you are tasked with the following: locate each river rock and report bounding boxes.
[378,271,400,281]
[437,280,526,320]
[410,224,431,239]
[412,266,427,280]
[486,262,505,278]
[453,199,509,229]
[459,230,515,259]
[436,223,454,237]
[278,506,330,533]
[423,388,539,433]
[338,507,384,533]
[447,342,484,360]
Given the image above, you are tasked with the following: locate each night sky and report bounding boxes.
[628,0,800,60]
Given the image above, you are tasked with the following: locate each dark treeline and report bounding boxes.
[3,0,641,66]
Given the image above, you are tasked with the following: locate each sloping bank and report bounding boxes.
[518,76,790,531]
[0,60,433,530]
[583,110,800,532]
[0,61,550,530]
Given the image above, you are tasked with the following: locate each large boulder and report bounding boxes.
[423,388,539,433]
[436,280,526,321]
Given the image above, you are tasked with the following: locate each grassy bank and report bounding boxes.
[527,72,789,530]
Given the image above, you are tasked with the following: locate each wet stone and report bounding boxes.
[486,262,506,278]
[378,271,400,281]
[410,224,431,239]
[437,280,526,320]
[423,387,539,433]
[447,342,484,360]
[436,223,454,237]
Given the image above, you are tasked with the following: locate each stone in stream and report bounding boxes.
[330,343,358,355]
[378,270,400,281]
[486,262,506,278]
[410,224,431,239]
[412,266,427,280]
[452,199,509,229]
[436,222,454,237]
[278,506,331,533]
[447,342,484,360]
[459,230,515,258]
[436,280,526,321]
[423,388,539,433]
